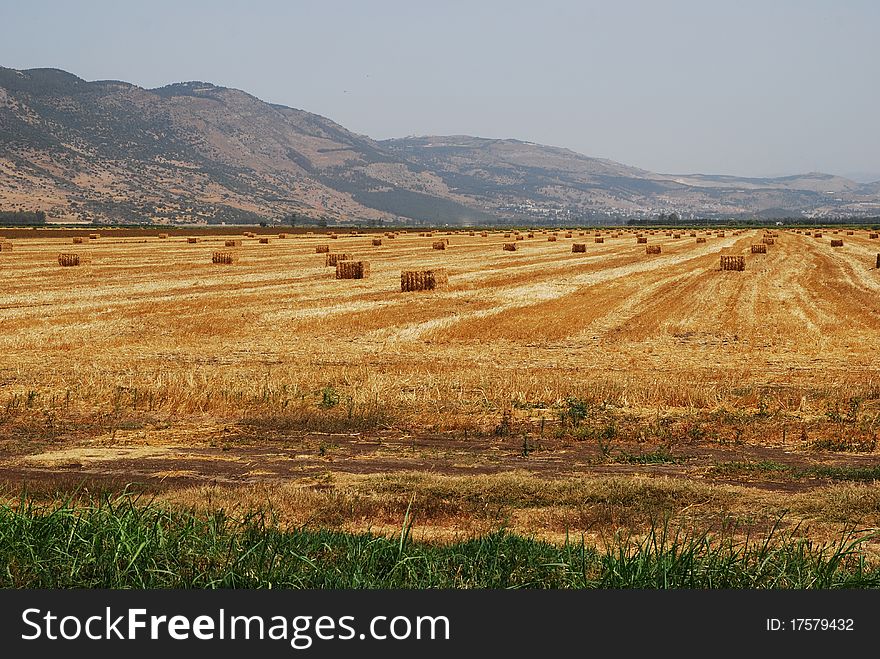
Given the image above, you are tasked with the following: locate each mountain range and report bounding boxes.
[1,66,878,225]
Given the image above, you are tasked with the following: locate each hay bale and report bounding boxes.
[814,233,823,238]
[751,244,767,254]
[335,260,370,279]
[0,240,13,252]
[158,233,169,239]
[278,233,289,239]
[325,253,351,267]
[646,245,661,255]
[57,253,80,267]
[187,237,200,244]
[432,241,447,250]
[547,235,557,242]
[468,231,476,236]
[846,231,854,235]
[401,268,448,292]
[831,239,844,247]
[876,254,880,269]
[372,238,383,246]
[696,237,707,243]
[673,234,681,239]
[637,237,648,244]
[481,231,489,237]
[515,235,524,241]
[594,237,604,243]
[564,232,573,238]
[763,237,775,245]
[259,237,269,244]
[689,232,697,237]
[503,242,517,251]
[316,244,330,253]
[716,232,726,237]
[720,255,745,271]
[869,233,878,239]
[527,232,535,238]
[72,237,84,244]
[89,233,100,240]
[225,239,242,247]
[572,243,587,253]
[212,251,238,264]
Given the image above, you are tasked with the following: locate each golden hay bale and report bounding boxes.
[432,241,447,250]
[814,233,823,238]
[564,232,573,238]
[0,240,13,252]
[372,238,383,246]
[751,243,767,254]
[401,268,448,292]
[870,233,879,239]
[57,253,80,267]
[673,234,681,239]
[225,239,242,247]
[325,252,351,267]
[468,231,475,236]
[503,242,517,251]
[504,233,512,238]
[594,237,604,243]
[876,254,880,269]
[212,251,238,264]
[696,237,707,243]
[831,239,844,247]
[158,233,169,239]
[259,237,269,244]
[572,243,587,253]
[387,233,397,239]
[547,235,557,242]
[646,245,661,254]
[335,260,370,279]
[689,232,697,237]
[278,233,289,239]
[527,232,535,238]
[316,244,330,253]
[481,231,489,237]
[637,237,648,244]
[330,233,339,239]
[720,255,745,271]
[515,235,524,241]
[72,237,84,244]
[187,237,200,244]
[89,233,100,240]
[716,232,726,237]
[763,237,775,245]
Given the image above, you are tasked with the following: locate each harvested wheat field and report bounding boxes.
[2,227,880,547]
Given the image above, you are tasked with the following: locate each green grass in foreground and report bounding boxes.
[711,461,880,483]
[1,496,878,588]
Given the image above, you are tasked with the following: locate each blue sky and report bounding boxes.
[2,0,878,179]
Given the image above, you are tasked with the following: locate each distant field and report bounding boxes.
[1,226,880,557]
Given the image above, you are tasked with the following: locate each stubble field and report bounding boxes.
[2,226,880,553]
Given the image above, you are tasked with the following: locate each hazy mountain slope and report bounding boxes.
[0,67,492,224]
[1,66,877,224]
[384,136,880,219]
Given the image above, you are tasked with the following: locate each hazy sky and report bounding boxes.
[3,0,879,179]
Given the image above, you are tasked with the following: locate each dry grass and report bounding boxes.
[3,228,880,545]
